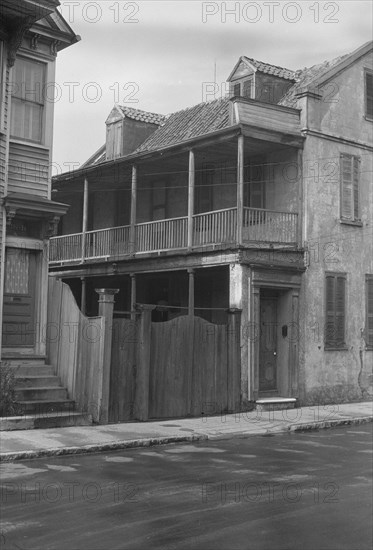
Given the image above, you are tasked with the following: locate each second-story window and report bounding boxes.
[10,57,45,143]
[340,153,360,222]
[365,70,373,120]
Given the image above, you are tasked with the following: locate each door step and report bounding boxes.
[0,412,93,431]
[256,397,297,412]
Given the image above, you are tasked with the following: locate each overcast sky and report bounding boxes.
[52,0,372,172]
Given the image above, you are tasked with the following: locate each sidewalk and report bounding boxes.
[1,401,372,462]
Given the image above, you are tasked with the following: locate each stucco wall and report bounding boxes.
[298,135,373,405]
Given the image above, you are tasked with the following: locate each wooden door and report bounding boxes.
[259,297,278,393]
[2,248,37,347]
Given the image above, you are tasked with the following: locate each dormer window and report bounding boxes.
[231,76,253,99]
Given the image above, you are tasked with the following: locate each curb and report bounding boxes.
[1,416,371,462]
[0,434,207,462]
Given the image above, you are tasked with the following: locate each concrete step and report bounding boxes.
[256,397,297,412]
[16,399,75,414]
[15,387,68,402]
[4,364,55,376]
[14,376,62,388]
[0,412,92,431]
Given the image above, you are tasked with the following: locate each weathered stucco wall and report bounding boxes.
[298,55,373,406]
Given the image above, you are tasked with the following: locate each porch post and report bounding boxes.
[237,134,244,245]
[130,165,137,254]
[81,177,89,261]
[130,273,136,320]
[187,149,195,250]
[95,288,119,424]
[188,268,195,316]
[81,276,86,315]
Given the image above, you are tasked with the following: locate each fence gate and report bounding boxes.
[109,311,241,422]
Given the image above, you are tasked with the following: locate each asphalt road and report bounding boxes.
[1,424,372,550]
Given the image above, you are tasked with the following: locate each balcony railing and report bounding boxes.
[50,207,298,264]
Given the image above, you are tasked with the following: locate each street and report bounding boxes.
[1,424,372,550]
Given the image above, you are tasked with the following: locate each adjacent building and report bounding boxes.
[0,0,79,359]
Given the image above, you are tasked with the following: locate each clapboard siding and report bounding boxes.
[236,100,300,134]
[8,141,50,197]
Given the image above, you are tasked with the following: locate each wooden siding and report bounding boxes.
[47,277,105,421]
[8,141,50,197]
[236,100,300,134]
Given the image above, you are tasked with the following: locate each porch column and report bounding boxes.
[187,149,195,250]
[81,276,86,315]
[130,273,136,320]
[81,177,89,261]
[237,134,244,245]
[130,165,137,254]
[188,268,195,316]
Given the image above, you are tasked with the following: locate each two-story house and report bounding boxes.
[0,1,78,361]
[50,41,373,416]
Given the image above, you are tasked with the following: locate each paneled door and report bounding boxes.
[2,248,37,347]
[259,297,278,393]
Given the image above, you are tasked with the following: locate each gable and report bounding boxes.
[229,59,254,81]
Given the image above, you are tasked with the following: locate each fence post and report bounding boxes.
[227,308,242,412]
[95,288,119,424]
[134,304,155,421]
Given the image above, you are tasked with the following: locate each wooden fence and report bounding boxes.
[47,277,105,422]
[109,308,241,422]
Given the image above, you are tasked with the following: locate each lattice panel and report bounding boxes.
[4,249,29,294]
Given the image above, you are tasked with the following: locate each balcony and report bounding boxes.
[49,207,299,265]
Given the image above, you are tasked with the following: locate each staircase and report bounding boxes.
[0,358,92,430]
[256,397,297,412]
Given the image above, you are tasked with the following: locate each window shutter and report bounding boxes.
[335,276,346,346]
[366,72,373,119]
[243,78,252,99]
[353,157,360,220]
[325,275,336,346]
[233,83,241,96]
[367,276,373,348]
[340,154,353,219]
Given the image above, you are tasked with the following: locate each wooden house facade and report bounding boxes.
[0,0,78,359]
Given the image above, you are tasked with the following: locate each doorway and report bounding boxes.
[259,293,278,394]
[2,248,37,347]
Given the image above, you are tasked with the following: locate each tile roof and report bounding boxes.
[117,105,166,125]
[279,54,349,107]
[243,57,296,80]
[135,98,230,153]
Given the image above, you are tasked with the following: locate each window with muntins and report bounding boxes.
[325,272,346,349]
[10,57,45,143]
[340,154,360,222]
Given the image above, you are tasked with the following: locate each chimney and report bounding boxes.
[105,105,165,161]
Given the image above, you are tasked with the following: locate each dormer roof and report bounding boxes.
[227,56,296,82]
[105,105,166,126]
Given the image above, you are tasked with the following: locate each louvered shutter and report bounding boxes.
[367,276,373,348]
[366,72,373,119]
[335,275,346,346]
[353,157,360,220]
[340,154,353,219]
[233,83,241,96]
[243,78,252,99]
[325,275,336,346]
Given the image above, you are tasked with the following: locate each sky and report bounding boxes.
[52,0,373,173]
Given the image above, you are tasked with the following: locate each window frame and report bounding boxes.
[339,153,361,225]
[366,274,373,350]
[364,68,373,121]
[324,272,347,350]
[10,55,46,144]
